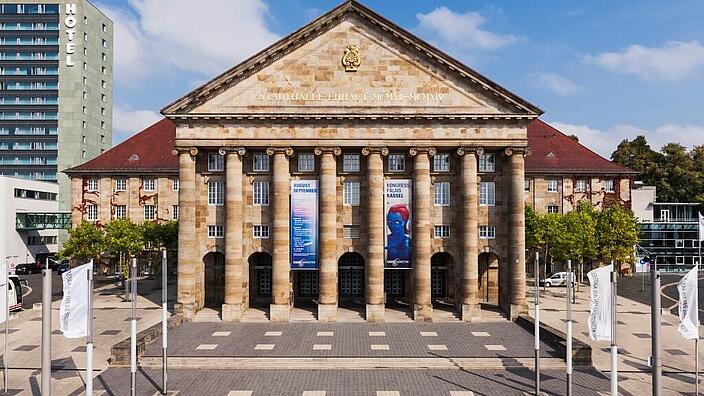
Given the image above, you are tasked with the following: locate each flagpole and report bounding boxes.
[651,258,661,395]
[534,251,540,395]
[86,260,94,395]
[610,260,618,396]
[4,257,9,394]
[41,266,52,396]
[161,249,168,395]
[696,337,699,395]
[130,257,137,396]
[566,259,573,396]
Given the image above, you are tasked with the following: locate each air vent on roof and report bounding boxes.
[546,152,556,159]
[129,154,140,161]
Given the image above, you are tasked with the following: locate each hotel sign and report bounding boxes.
[64,3,78,67]
[256,91,444,103]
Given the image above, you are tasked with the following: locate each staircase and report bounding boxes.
[242,307,270,322]
[193,307,222,323]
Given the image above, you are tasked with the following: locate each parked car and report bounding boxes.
[14,262,42,275]
[57,262,70,275]
[7,275,27,311]
[540,272,568,287]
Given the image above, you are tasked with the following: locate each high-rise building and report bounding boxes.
[0,0,113,218]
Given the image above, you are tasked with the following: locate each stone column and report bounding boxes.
[172,147,197,319]
[506,147,528,319]
[221,147,246,322]
[362,146,388,322]
[267,147,293,321]
[409,147,435,322]
[457,147,482,322]
[315,147,341,322]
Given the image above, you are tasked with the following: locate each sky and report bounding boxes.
[95,0,704,158]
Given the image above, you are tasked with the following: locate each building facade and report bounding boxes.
[0,0,113,217]
[0,175,59,268]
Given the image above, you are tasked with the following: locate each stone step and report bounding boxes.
[193,308,222,323]
[140,356,565,370]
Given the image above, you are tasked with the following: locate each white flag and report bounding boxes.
[677,265,699,340]
[587,264,613,341]
[0,261,6,324]
[59,262,91,338]
[698,212,704,241]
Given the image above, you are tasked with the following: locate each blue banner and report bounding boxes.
[385,179,412,269]
[290,180,318,270]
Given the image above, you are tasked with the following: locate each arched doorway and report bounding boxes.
[478,252,499,304]
[248,252,272,307]
[431,253,451,301]
[338,252,365,302]
[203,252,225,308]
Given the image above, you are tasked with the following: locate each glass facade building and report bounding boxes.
[0,1,113,219]
[639,203,702,271]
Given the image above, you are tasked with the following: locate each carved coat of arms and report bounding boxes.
[342,44,361,72]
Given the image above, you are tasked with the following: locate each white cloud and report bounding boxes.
[530,72,581,95]
[112,107,162,143]
[415,7,520,50]
[549,121,704,158]
[100,0,279,83]
[585,41,704,81]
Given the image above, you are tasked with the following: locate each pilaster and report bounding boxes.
[409,147,435,322]
[172,147,198,319]
[221,147,246,322]
[315,147,341,322]
[505,147,529,319]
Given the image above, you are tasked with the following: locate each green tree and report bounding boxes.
[596,205,640,266]
[525,204,544,251]
[553,202,598,284]
[142,220,178,250]
[104,219,144,282]
[58,221,105,262]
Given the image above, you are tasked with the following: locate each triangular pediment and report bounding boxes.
[162,1,541,118]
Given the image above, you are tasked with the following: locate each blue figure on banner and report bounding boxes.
[386,203,411,266]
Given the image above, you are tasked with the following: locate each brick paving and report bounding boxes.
[88,368,616,395]
[144,322,560,359]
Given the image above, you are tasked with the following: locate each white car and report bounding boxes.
[541,272,568,287]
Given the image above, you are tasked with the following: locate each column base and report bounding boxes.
[174,303,196,320]
[508,303,528,321]
[318,303,337,322]
[460,303,481,322]
[269,303,290,322]
[365,304,385,322]
[221,303,242,322]
[413,303,433,322]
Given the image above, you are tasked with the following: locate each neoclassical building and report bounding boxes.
[66,1,635,323]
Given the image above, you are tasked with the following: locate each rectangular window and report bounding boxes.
[479,181,495,206]
[143,178,156,192]
[547,205,559,214]
[115,205,126,219]
[433,153,449,172]
[434,182,450,206]
[207,153,224,171]
[547,179,559,193]
[28,236,57,245]
[676,256,685,265]
[478,153,495,172]
[253,225,270,239]
[172,179,179,191]
[207,225,224,238]
[675,239,685,249]
[298,153,315,172]
[208,181,224,205]
[604,179,614,193]
[253,181,269,206]
[575,179,587,193]
[524,179,530,192]
[253,153,269,172]
[172,205,179,220]
[86,204,97,221]
[343,181,360,206]
[115,178,126,192]
[434,225,450,239]
[343,225,360,239]
[388,154,405,172]
[343,153,360,172]
[86,178,98,192]
[479,225,496,239]
[144,205,156,220]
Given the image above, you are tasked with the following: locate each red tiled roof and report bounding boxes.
[64,118,178,174]
[65,117,636,176]
[526,119,637,175]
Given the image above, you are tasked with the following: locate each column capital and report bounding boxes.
[314,147,341,156]
[456,146,484,156]
[504,147,530,157]
[409,147,436,157]
[219,147,246,156]
[171,146,198,156]
[362,146,388,156]
[266,147,294,157]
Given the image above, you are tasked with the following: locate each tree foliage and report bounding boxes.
[141,220,178,250]
[596,205,641,264]
[104,218,144,258]
[58,221,105,262]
